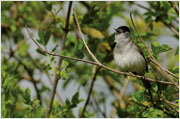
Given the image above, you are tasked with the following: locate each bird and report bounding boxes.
[113,26,153,102]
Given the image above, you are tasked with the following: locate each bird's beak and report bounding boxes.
[114,28,118,32]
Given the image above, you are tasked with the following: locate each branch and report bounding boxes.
[27,53,64,105]
[12,53,42,105]
[133,2,151,11]
[91,94,107,118]
[110,77,129,118]
[164,22,179,36]
[80,1,91,9]
[133,3,179,79]
[81,66,100,117]
[130,12,179,89]
[129,98,176,118]
[103,76,119,94]
[134,2,179,36]
[25,26,174,86]
[129,98,148,109]
[157,91,179,114]
[73,9,102,65]
[168,1,179,16]
[150,57,178,79]
[46,1,73,117]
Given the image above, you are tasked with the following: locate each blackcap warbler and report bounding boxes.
[113,26,152,100]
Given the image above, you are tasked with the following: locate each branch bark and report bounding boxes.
[45,1,73,117]
[74,9,102,66]
[168,1,179,16]
[150,57,178,79]
[12,54,42,105]
[157,91,179,114]
[91,94,107,118]
[110,77,129,118]
[27,53,64,105]
[80,66,100,117]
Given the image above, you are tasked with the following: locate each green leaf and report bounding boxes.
[60,70,68,80]
[22,88,31,105]
[152,85,158,92]
[175,47,179,55]
[36,48,46,56]
[17,43,30,57]
[169,66,179,74]
[142,107,164,118]
[151,41,172,55]
[46,3,52,11]
[43,30,51,46]
[38,29,44,41]
[117,106,128,117]
[71,92,79,104]
[52,44,58,52]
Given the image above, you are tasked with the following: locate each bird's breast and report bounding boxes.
[114,47,146,75]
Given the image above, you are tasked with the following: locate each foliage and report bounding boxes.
[1,1,179,118]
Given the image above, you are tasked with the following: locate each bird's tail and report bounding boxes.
[141,79,154,105]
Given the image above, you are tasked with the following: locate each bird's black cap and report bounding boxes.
[114,26,130,33]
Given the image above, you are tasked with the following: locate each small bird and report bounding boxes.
[113,26,152,101]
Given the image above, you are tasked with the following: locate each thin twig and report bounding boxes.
[12,53,42,105]
[129,98,176,118]
[27,53,65,105]
[129,98,148,109]
[73,9,102,65]
[103,76,119,93]
[133,2,151,11]
[164,22,179,36]
[150,57,178,79]
[157,91,179,113]
[46,1,73,117]
[110,77,129,118]
[168,1,179,16]
[130,12,179,89]
[81,66,100,117]
[80,1,91,9]
[25,26,174,86]
[134,2,179,36]
[92,94,107,118]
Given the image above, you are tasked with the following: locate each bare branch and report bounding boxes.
[81,66,100,117]
[27,53,64,105]
[130,12,179,89]
[129,98,148,108]
[150,57,178,79]
[168,1,179,16]
[73,9,102,65]
[164,22,179,36]
[46,1,73,117]
[157,91,179,114]
[92,94,107,118]
[110,77,129,117]
[133,2,151,11]
[80,1,91,9]
[12,53,42,105]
